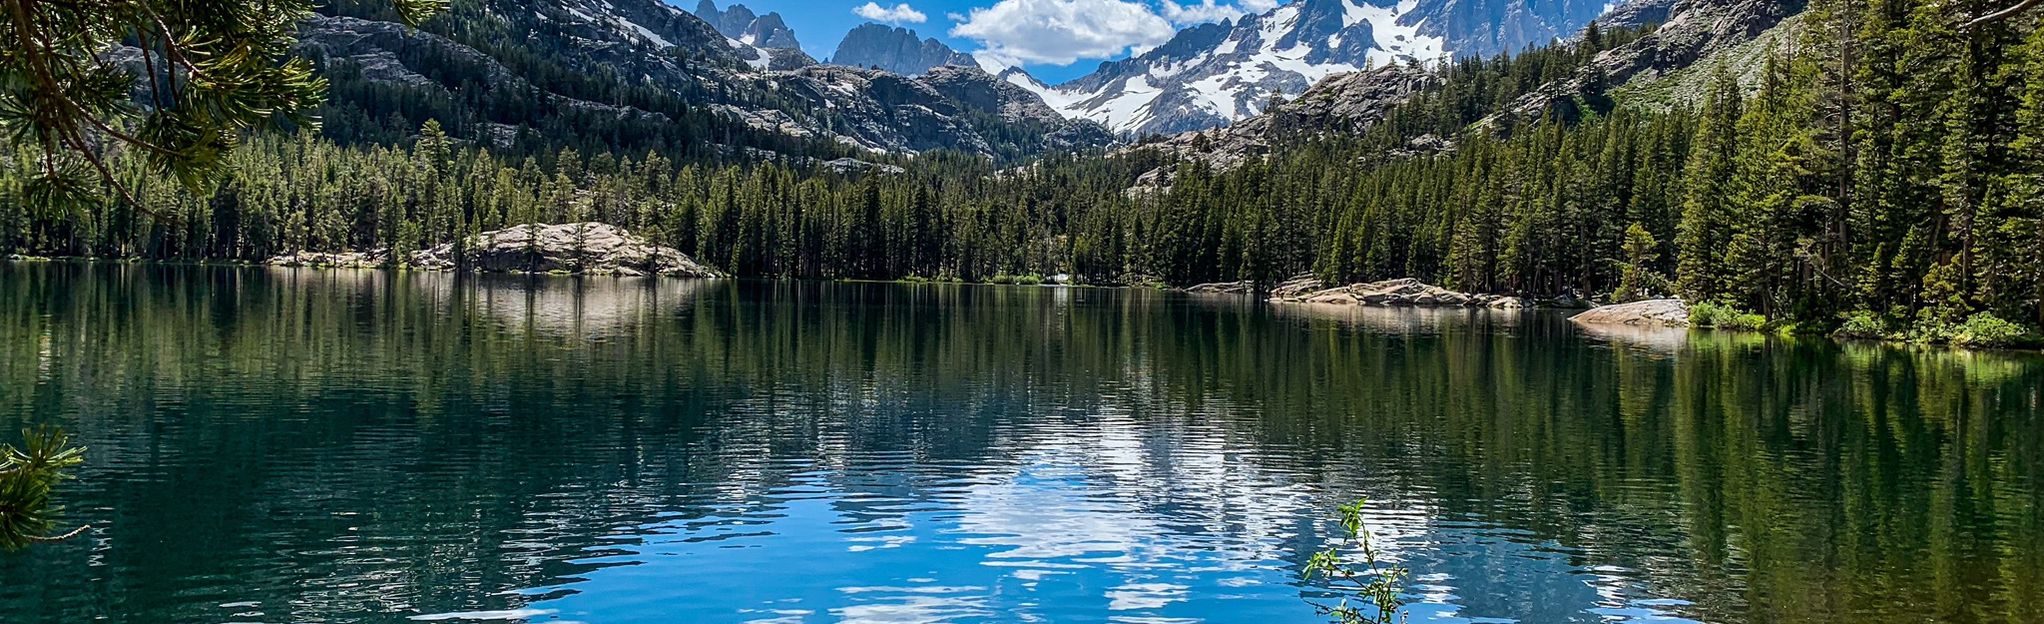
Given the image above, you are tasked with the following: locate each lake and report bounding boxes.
[1,262,2040,623]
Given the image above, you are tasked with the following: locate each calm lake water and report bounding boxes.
[1,263,2041,624]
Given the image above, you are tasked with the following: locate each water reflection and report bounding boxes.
[0,262,2040,623]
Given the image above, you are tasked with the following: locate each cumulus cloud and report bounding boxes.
[853,2,928,23]
[949,0,1178,66]
[1162,0,1282,24]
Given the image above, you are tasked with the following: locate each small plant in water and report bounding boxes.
[1304,498,1410,624]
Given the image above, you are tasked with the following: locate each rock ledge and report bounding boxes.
[1569,299,1690,327]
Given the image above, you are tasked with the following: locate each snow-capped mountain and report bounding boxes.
[1004,0,1610,137]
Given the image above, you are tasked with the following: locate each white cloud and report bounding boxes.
[949,0,1178,66]
[853,2,928,23]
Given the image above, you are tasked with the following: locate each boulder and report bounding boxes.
[1570,299,1690,327]
[1267,275,1327,299]
[1303,289,1361,305]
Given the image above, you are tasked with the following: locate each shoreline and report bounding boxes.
[9,256,2037,352]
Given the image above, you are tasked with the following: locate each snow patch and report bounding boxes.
[973,52,1011,74]
[1078,75,1161,132]
[1346,0,1446,67]
[728,37,771,70]
[621,20,671,47]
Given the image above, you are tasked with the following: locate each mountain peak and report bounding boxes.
[830,23,975,76]
[693,0,801,50]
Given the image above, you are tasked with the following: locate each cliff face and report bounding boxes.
[1490,0,1805,122]
[830,24,976,76]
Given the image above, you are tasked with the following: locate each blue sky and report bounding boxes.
[685,0,1284,84]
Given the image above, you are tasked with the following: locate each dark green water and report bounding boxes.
[1,262,2041,624]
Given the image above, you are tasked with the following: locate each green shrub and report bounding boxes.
[1834,311,1888,339]
[1908,317,1956,343]
[1952,313,2036,348]
[1724,312,1767,331]
[988,274,1043,285]
[1687,302,1719,326]
[1690,301,1768,331]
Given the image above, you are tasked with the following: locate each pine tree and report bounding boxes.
[1612,222,1664,302]
[1676,68,1744,302]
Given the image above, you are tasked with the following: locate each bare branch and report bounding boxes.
[24,524,91,543]
[1966,0,2041,27]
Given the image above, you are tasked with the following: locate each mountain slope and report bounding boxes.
[1009,0,1619,137]
[1486,0,1803,122]
[307,0,1110,161]
[1121,0,1798,182]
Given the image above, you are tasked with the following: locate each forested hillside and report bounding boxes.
[2,0,2040,336]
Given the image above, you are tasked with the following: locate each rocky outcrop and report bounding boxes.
[267,223,721,278]
[1184,281,1255,294]
[1186,275,1332,297]
[830,24,975,76]
[1185,277,1575,308]
[1129,64,1439,177]
[1600,0,1687,30]
[822,158,907,176]
[266,250,383,269]
[1569,299,1690,326]
[1284,278,1534,307]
